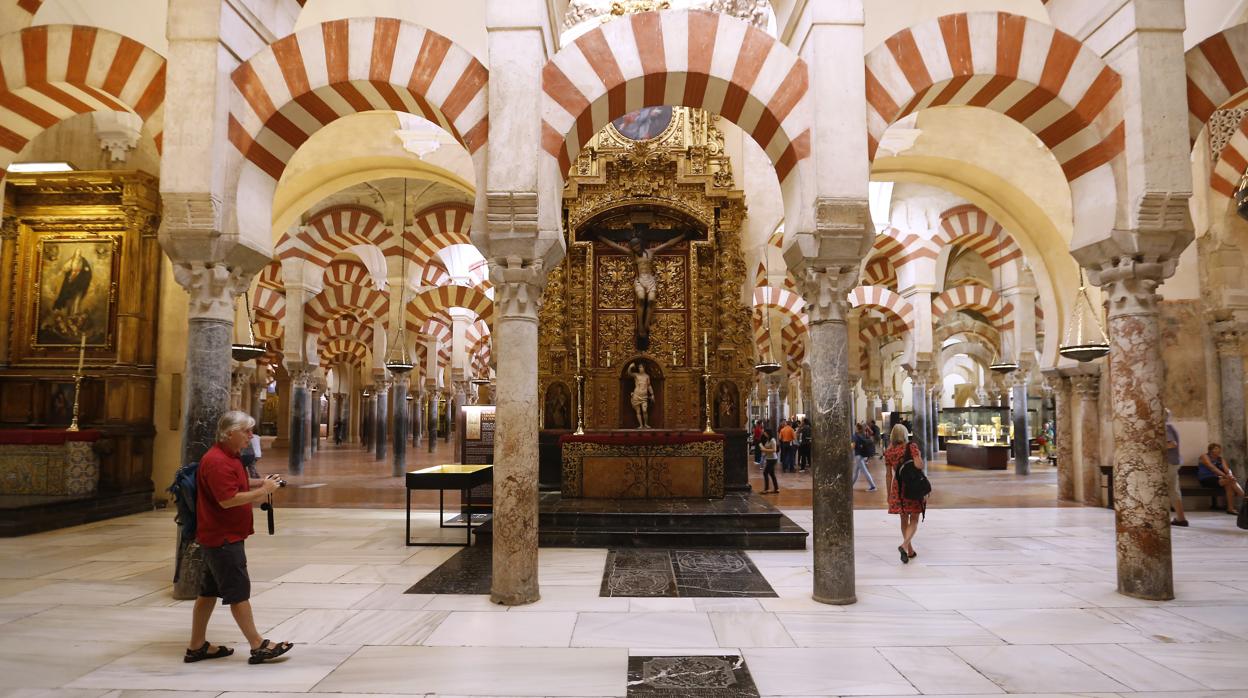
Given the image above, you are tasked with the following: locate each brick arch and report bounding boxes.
[408,202,473,264]
[304,284,389,336]
[935,204,1023,270]
[322,313,373,346]
[3,1,42,29]
[0,24,166,180]
[931,285,1013,331]
[257,260,283,289]
[229,18,487,182]
[541,10,810,187]
[253,286,286,322]
[415,314,453,366]
[421,258,452,287]
[866,12,1123,183]
[751,286,807,369]
[320,337,369,366]
[278,205,392,270]
[847,285,915,329]
[407,284,493,326]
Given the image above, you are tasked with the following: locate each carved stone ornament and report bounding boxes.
[1208,108,1248,162]
[172,261,251,323]
[1071,374,1100,398]
[1213,321,1245,357]
[1087,258,1166,319]
[486,192,539,236]
[159,192,222,237]
[489,256,548,320]
[794,264,857,325]
[564,0,769,30]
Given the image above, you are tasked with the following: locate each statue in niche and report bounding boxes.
[627,362,654,429]
[716,381,738,429]
[597,227,687,350]
[544,382,572,430]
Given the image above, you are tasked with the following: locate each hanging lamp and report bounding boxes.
[1058,269,1111,362]
[988,335,1018,374]
[754,250,781,374]
[384,179,415,374]
[231,290,267,361]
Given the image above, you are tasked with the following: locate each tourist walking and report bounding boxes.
[752,420,764,466]
[1198,443,1245,515]
[884,423,924,563]
[186,411,294,665]
[760,428,780,493]
[778,419,797,473]
[852,423,877,491]
[797,418,812,472]
[1164,409,1188,526]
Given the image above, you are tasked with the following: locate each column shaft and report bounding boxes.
[1073,375,1101,507]
[1012,379,1030,475]
[374,383,389,461]
[808,313,856,604]
[1052,376,1075,501]
[392,376,409,477]
[182,318,233,466]
[1216,326,1246,483]
[288,372,308,475]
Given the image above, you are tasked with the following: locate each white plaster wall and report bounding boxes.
[15,112,161,175]
[296,0,489,61]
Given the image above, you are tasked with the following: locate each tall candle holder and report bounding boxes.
[574,373,586,435]
[67,333,85,432]
[702,371,714,434]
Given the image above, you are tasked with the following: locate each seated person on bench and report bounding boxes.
[1198,443,1245,516]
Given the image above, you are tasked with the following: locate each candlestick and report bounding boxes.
[702,331,708,369]
[606,350,612,368]
[575,332,581,372]
[672,349,677,366]
[75,333,85,375]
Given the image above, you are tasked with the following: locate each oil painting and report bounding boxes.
[612,106,673,141]
[34,237,116,347]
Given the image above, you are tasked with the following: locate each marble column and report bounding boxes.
[172,263,248,467]
[784,245,862,606]
[1095,263,1173,600]
[307,381,318,458]
[1214,323,1246,484]
[427,383,439,453]
[288,368,309,475]
[908,368,928,456]
[1011,373,1030,476]
[1049,374,1075,501]
[489,257,548,606]
[230,368,246,410]
[374,375,389,461]
[392,374,409,477]
[360,389,372,447]
[1071,374,1101,506]
[864,389,877,424]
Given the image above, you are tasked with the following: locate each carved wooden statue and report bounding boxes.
[597,229,687,350]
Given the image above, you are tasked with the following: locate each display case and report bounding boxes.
[938,406,1011,447]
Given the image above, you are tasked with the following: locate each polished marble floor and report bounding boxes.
[2,504,1247,696]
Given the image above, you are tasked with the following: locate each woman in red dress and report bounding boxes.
[883,423,924,564]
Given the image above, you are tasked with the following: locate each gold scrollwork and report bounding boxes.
[654,256,685,309]
[597,255,635,310]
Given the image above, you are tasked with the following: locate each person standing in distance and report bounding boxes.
[185,410,293,665]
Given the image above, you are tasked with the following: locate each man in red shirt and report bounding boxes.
[186,411,292,665]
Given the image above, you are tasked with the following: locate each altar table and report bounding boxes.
[560,431,725,499]
[0,429,101,497]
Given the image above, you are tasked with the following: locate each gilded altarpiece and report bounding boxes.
[0,171,162,508]
[539,109,753,431]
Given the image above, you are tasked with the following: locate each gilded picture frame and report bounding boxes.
[31,236,118,348]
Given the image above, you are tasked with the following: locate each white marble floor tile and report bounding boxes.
[708,612,795,647]
[271,564,359,583]
[758,595,847,613]
[422,594,510,612]
[319,609,449,645]
[1164,604,1248,639]
[117,587,179,608]
[506,585,630,612]
[694,597,764,612]
[743,647,916,696]
[0,604,49,625]
[877,646,1004,695]
[68,643,358,693]
[777,611,1002,647]
[262,609,358,643]
[330,564,436,585]
[1121,641,1248,690]
[349,584,432,611]
[840,586,928,613]
[0,637,148,689]
[961,608,1150,644]
[1055,582,1163,608]
[1104,607,1242,643]
[35,561,167,582]
[0,581,169,606]
[309,645,626,696]
[951,645,1128,694]
[0,604,297,644]
[249,582,380,609]
[896,583,1087,610]
[0,579,55,599]
[1058,643,1210,692]
[423,610,576,647]
[571,612,717,647]
[627,597,697,612]
[974,563,1114,585]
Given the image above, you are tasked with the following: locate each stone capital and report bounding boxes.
[1071,374,1100,398]
[173,261,251,322]
[289,367,314,390]
[1213,321,1245,357]
[791,264,858,324]
[1084,257,1169,319]
[489,255,548,321]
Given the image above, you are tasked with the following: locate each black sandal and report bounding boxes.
[184,642,234,663]
[898,546,909,564]
[248,639,293,665]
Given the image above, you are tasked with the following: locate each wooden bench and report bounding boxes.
[1099,464,1225,510]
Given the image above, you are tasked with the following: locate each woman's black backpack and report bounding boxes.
[897,445,932,503]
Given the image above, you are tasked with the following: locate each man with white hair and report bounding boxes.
[185,410,293,665]
[1165,408,1189,527]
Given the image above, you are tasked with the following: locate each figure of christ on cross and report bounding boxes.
[597,229,688,350]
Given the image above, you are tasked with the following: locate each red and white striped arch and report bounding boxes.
[321,313,373,346]
[416,315,453,365]
[541,10,811,185]
[866,12,1123,183]
[751,286,808,370]
[0,25,165,181]
[866,228,938,273]
[254,318,282,342]
[934,204,1023,269]
[320,337,369,367]
[421,258,452,287]
[751,286,808,327]
[931,285,1014,331]
[323,259,373,288]
[228,18,487,183]
[253,286,286,322]
[847,285,915,329]
[304,284,389,336]
[1185,25,1248,204]
[407,284,493,326]
[2,1,42,31]
[410,202,472,263]
[257,260,283,289]
[278,205,391,269]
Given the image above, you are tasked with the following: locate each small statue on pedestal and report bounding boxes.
[627,362,654,429]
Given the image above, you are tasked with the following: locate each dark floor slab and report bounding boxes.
[628,655,760,697]
[404,543,491,594]
[600,549,777,598]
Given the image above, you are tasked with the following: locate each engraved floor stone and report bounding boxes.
[627,654,760,697]
[404,543,492,595]
[600,549,777,598]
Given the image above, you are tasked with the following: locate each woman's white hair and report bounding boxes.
[889,423,909,446]
[216,410,256,443]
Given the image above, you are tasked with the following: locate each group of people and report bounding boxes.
[1165,409,1245,526]
[750,417,811,493]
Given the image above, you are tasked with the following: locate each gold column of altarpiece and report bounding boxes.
[537,108,754,432]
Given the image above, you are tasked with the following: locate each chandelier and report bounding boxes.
[230,290,267,361]
[1058,269,1110,362]
[384,179,415,374]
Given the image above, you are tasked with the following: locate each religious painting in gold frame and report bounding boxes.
[31,236,118,347]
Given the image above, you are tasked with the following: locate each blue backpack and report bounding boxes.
[168,461,199,541]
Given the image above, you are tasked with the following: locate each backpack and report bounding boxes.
[168,461,199,541]
[896,444,932,509]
